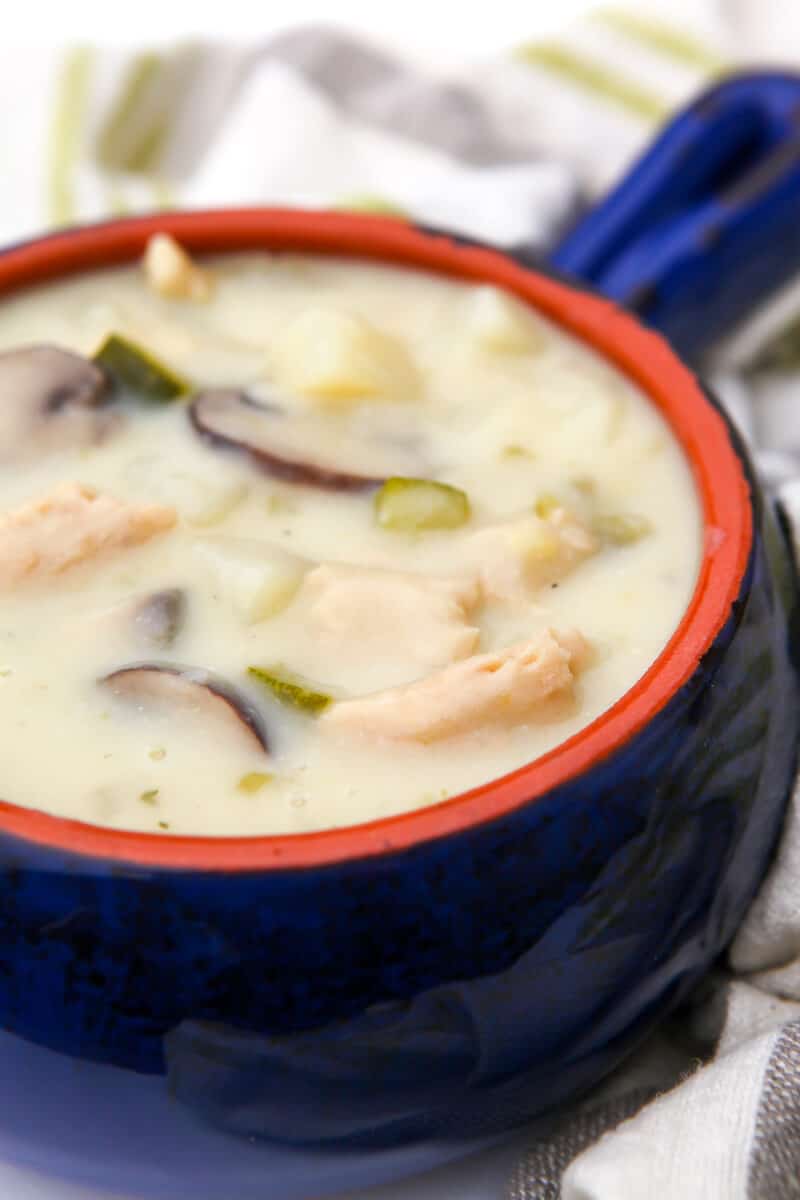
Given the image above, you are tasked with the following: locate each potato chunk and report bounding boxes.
[195,537,307,623]
[294,563,481,691]
[0,482,175,586]
[467,285,546,354]
[158,473,246,527]
[124,458,246,527]
[272,308,420,405]
[470,505,596,601]
[143,234,214,301]
[323,628,588,742]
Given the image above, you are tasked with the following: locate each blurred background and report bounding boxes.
[5,0,800,251]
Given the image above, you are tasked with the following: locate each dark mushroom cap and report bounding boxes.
[131,589,187,650]
[0,344,118,458]
[101,662,269,754]
[188,390,418,492]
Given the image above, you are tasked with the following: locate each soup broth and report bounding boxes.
[0,240,701,835]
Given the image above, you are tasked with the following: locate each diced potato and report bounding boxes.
[125,458,247,527]
[594,513,652,546]
[466,285,546,355]
[272,308,420,405]
[160,473,246,527]
[470,507,596,601]
[534,493,560,519]
[143,234,214,302]
[509,519,561,564]
[195,537,307,623]
[374,477,471,532]
[565,393,626,447]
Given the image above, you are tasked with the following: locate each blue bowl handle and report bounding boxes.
[545,71,800,364]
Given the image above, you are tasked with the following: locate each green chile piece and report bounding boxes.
[374,477,471,532]
[94,333,190,402]
[248,667,332,715]
[594,512,652,546]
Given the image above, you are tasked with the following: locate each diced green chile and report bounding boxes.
[94,334,190,402]
[594,513,652,546]
[237,771,273,793]
[248,666,332,715]
[374,477,471,532]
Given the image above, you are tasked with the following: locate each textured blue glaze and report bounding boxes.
[550,72,800,362]
[0,406,795,1153]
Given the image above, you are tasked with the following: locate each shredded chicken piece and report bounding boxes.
[143,233,214,301]
[323,627,588,742]
[295,563,481,691]
[470,506,596,601]
[0,482,176,586]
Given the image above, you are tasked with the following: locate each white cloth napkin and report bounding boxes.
[4,6,800,1198]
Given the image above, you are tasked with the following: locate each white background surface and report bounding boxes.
[8,0,595,58]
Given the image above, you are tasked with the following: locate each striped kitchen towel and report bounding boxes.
[11,4,763,246]
[11,4,800,1197]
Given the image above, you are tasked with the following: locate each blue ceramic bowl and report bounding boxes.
[0,210,796,1151]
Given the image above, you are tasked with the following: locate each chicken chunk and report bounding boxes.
[466,285,546,355]
[143,234,214,301]
[323,627,588,742]
[0,482,176,586]
[293,563,481,691]
[471,506,596,601]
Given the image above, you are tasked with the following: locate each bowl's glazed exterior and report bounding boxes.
[0,210,796,1147]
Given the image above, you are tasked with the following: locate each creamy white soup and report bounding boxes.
[0,237,701,836]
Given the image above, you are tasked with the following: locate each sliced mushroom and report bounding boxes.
[101,663,269,753]
[132,589,186,649]
[0,345,118,459]
[188,390,420,492]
